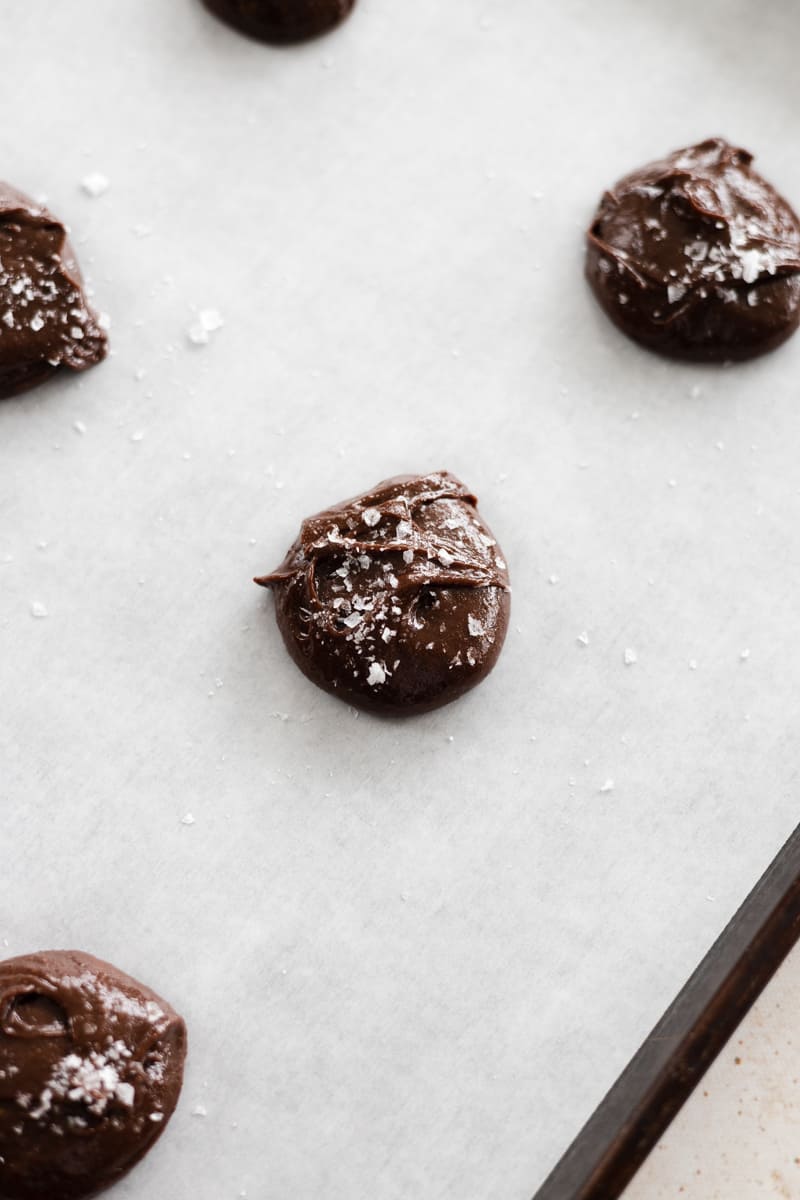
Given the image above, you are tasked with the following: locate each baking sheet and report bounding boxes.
[624,947,800,1199]
[2,2,800,1197]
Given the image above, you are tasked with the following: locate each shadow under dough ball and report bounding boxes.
[586,138,800,362]
[0,950,187,1200]
[0,184,107,399]
[202,0,356,43]
[256,471,511,715]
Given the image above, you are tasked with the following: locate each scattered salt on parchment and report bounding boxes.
[81,172,110,198]
[187,309,224,346]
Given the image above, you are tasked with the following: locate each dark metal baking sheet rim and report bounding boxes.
[533,822,800,1200]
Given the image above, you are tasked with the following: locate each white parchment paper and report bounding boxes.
[2,2,800,1196]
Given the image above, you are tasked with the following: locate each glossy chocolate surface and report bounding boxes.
[202,0,356,44]
[0,185,107,399]
[0,951,186,1200]
[586,138,800,361]
[256,471,511,715]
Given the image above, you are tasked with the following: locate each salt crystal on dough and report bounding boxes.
[366,662,386,686]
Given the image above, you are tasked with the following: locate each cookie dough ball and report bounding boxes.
[0,185,108,399]
[256,471,511,715]
[202,0,356,44]
[0,950,186,1200]
[586,138,800,362]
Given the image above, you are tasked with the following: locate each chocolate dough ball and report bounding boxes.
[202,0,356,44]
[586,138,800,362]
[255,471,511,715]
[0,185,107,399]
[0,950,186,1200]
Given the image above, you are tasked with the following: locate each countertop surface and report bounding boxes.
[2,2,800,1197]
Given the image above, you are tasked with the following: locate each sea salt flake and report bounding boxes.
[181,813,195,826]
[599,779,615,794]
[667,284,686,304]
[740,249,762,284]
[468,615,484,637]
[577,631,589,646]
[623,647,637,666]
[685,241,709,263]
[30,601,48,619]
[366,662,386,687]
[437,548,454,567]
[200,308,224,332]
[30,313,45,332]
[191,1104,208,1118]
[32,1048,137,1119]
[81,172,110,197]
[187,308,224,346]
[362,508,381,528]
